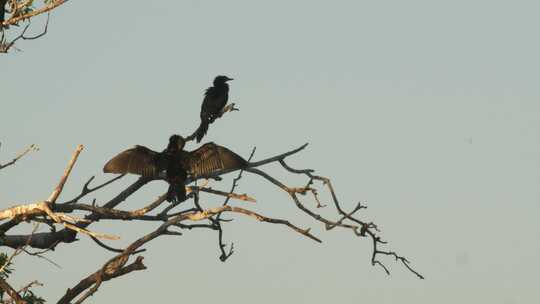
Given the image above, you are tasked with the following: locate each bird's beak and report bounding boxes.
[226,77,234,81]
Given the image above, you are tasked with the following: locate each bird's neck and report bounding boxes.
[165,144,179,153]
[214,82,229,91]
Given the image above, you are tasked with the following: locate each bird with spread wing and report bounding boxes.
[103,135,247,202]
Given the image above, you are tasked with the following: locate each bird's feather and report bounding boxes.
[103,145,160,177]
[182,143,247,179]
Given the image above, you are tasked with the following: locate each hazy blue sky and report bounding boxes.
[1,1,539,303]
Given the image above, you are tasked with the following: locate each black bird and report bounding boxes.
[103,135,247,202]
[1,0,8,26]
[103,135,187,202]
[194,75,234,143]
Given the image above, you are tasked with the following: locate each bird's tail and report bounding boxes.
[195,120,209,143]
[166,182,187,203]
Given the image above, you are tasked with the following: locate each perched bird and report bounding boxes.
[1,0,8,26]
[103,135,187,202]
[103,135,247,202]
[194,75,234,143]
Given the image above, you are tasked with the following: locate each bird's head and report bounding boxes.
[213,75,234,86]
[168,134,186,151]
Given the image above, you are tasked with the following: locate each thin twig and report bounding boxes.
[188,186,256,203]
[62,174,125,205]
[0,144,38,170]
[216,147,256,261]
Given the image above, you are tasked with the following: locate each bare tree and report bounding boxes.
[0,108,423,303]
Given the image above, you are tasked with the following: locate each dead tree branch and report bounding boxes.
[58,203,320,304]
[63,174,125,205]
[58,256,146,304]
[216,146,257,261]
[275,158,425,279]
[48,144,84,204]
[0,11,50,53]
[0,144,38,171]
[2,0,67,27]
[0,145,119,247]
[0,178,150,250]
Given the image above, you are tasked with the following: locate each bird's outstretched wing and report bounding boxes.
[183,143,247,179]
[103,145,160,177]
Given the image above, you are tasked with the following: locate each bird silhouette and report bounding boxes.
[103,135,187,202]
[103,135,247,202]
[194,75,234,143]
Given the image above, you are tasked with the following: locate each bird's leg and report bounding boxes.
[219,103,239,118]
[230,103,240,111]
[166,179,187,204]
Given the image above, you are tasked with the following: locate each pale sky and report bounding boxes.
[1,1,539,303]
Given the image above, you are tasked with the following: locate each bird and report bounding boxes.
[103,135,187,203]
[103,135,247,202]
[1,0,8,26]
[194,75,234,143]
